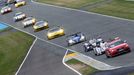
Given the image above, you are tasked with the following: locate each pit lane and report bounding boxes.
[1,0,134,68]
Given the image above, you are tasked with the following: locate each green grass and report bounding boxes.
[36,0,105,9]
[66,58,83,64]
[0,27,12,32]
[66,59,98,75]
[90,0,134,20]
[0,30,35,75]
[128,72,134,75]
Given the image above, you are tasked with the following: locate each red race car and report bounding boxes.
[105,37,131,58]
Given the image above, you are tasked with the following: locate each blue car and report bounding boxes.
[67,32,86,46]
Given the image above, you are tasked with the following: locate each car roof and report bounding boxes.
[16,0,24,2]
[48,26,61,32]
[2,6,9,9]
[108,39,121,45]
[35,21,45,26]
[108,39,124,48]
[24,17,33,21]
[15,12,23,16]
[67,32,82,37]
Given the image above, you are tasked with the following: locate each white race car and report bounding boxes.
[1,6,12,14]
[13,12,26,22]
[93,38,108,56]
[67,32,86,46]
[22,17,36,28]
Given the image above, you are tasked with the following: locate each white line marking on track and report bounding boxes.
[15,38,37,75]
[62,49,82,75]
[31,0,134,22]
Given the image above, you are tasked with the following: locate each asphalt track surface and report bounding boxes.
[17,39,77,75]
[1,0,134,70]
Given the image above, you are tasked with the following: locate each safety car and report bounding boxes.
[105,37,131,58]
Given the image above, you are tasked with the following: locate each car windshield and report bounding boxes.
[49,27,60,32]
[24,17,32,21]
[16,0,23,2]
[108,40,124,48]
[15,12,23,16]
[2,6,8,10]
[68,33,81,38]
[36,21,44,26]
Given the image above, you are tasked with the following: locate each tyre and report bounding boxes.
[106,54,110,58]
[94,50,98,56]
[106,51,111,58]
[127,49,131,53]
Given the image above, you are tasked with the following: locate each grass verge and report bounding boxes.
[66,59,98,75]
[89,0,134,20]
[128,72,134,75]
[35,0,105,9]
[0,29,35,75]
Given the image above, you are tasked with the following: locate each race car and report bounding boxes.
[84,37,107,55]
[47,26,65,40]
[83,39,96,52]
[67,32,86,46]
[13,12,26,22]
[33,20,49,32]
[105,37,131,58]
[22,17,36,28]
[15,0,26,8]
[93,38,108,56]
[1,6,12,14]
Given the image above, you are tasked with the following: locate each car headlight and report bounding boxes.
[69,40,74,44]
[48,33,52,37]
[8,8,11,10]
[111,49,114,52]
[44,22,48,26]
[80,36,85,41]
[23,22,27,25]
[21,14,25,17]
[1,10,4,13]
[32,19,36,23]
[59,29,64,33]
[33,26,38,29]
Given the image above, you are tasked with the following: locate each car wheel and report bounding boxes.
[84,49,88,52]
[106,51,111,58]
[95,53,97,56]
[68,43,72,46]
[106,55,110,58]
[127,49,131,53]
[94,50,98,56]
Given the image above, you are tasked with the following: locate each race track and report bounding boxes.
[1,0,134,73]
[17,39,77,75]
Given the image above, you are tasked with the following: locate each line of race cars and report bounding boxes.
[0,0,131,58]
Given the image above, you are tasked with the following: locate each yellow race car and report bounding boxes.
[47,26,65,40]
[15,0,26,8]
[33,20,49,32]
